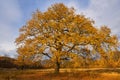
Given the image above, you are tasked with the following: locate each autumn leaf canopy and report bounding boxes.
[15,3,119,64]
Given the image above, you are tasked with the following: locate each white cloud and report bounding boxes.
[81,0,120,35]
[67,1,78,9]
[66,0,85,14]
[0,0,22,56]
[67,0,120,35]
[0,48,17,58]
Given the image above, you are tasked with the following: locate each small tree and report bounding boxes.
[15,3,119,73]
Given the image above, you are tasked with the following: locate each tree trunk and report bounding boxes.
[54,61,60,73]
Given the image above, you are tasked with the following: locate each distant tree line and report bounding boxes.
[0,56,43,69]
[0,50,120,70]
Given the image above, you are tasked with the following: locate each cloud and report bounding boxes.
[67,0,120,35]
[81,0,120,34]
[0,0,22,56]
[0,48,17,58]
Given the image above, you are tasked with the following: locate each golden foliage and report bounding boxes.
[15,3,119,71]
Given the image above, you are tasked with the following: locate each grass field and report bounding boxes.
[0,68,120,80]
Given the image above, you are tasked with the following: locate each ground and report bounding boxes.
[0,68,120,80]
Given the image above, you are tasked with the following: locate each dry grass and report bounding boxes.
[0,68,120,80]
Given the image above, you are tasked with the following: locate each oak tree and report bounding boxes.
[15,3,119,73]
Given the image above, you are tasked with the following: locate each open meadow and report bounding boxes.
[0,1,120,80]
[0,68,120,80]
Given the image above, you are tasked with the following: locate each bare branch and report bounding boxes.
[42,52,51,58]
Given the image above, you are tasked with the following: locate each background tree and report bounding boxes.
[15,3,119,73]
[0,56,16,68]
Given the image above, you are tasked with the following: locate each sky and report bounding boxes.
[0,0,120,58]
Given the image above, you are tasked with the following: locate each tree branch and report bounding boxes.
[42,52,51,58]
[67,44,76,52]
[60,57,70,60]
